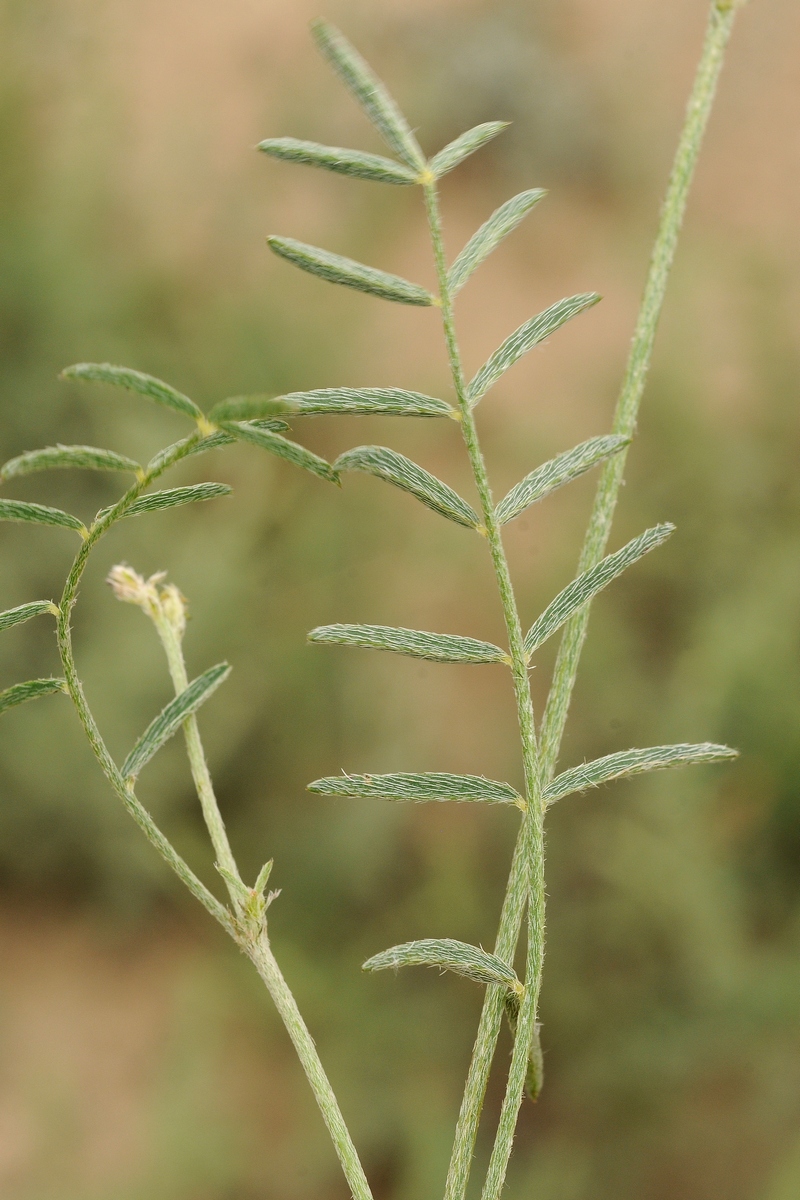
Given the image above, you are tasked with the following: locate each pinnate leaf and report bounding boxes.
[448,189,546,295]
[61,363,203,421]
[309,623,509,664]
[335,445,479,527]
[0,601,57,632]
[544,743,738,806]
[0,498,86,535]
[363,938,521,992]
[1,445,141,481]
[429,122,509,178]
[117,484,232,520]
[495,435,628,525]
[268,236,435,306]
[308,771,523,807]
[0,678,67,715]
[310,20,425,171]
[258,137,416,184]
[467,293,601,405]
[219,422,338,483]
[122,663,231,780]
[523,524,674,657]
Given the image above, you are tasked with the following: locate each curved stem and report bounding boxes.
[424,182,545,1200]
[56,430,374,1200]
[55,432,235,935]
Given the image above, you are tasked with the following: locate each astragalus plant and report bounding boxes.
[0,5,745,1198]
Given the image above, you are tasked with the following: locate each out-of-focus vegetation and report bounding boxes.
[1,1,799,1198]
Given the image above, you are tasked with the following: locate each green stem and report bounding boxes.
[424,182,545,1200]
[150,607,243,902]
[152,604,375,1200]
[249,932,374,1200]
[56,433,236,935]
[540,0,741,778]
[429,3,742,1194]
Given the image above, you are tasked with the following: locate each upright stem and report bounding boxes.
[431,4,742,1195]
[424,182,545,1200]
[151,610,242,897]
[539,0,741,776]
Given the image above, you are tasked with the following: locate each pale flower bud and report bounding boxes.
[160,583,188,639]
[107,564,165,620]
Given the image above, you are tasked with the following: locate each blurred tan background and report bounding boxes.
[0,1,799,1197]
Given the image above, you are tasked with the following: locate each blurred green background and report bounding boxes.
[1,0,799,1197]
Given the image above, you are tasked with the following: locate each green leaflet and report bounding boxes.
[122,663,231,780]
[448,188,547,296]
[307,771,523,808]
[335,445,480,528]
[467,293,601,405]
[363,938,522,992]
[308,623,509,664]
[61,363,203,421]
[0,677,67,715]
[268,236,436,306]
[495,435,628,525]
[219,422,338,483]
[213,388,455,421]
[0,601,57,632]
[116,483,232,520]
[209,395,291,422]
[0,498,87,536]
[1,444,141,481]
[429,122,509,179]
[310,20,425,172]
[523,524,675,658]
[258,137,417,184]
[544,743,738,806]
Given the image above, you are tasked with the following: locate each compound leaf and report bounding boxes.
[467,293,601,405]
[429,121,509,179]
[308,623,509,664]
[336,445,479,527]
[1,445,141,481]
[545,743,738,806]
[0,677,67,715]
[311,20,425,172]
[258,137,416,184]
[219,421,338,483]
[308,771,523,808]
[0,498,86,535]
[523,524,674,657]
[122,663,231,780]
[268,236,435,306]
[363,938,521,992]
[495,434,628,525]
[61,363,203,421]
[448,188,547,295]
[118,483,232,520]
[0,601,57,632]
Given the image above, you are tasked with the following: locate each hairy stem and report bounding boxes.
[56,433,236,934]
[150,608,243,901]
[428,3,742,1195]
[248,932,374,1200]
[58,430,374,1200]
[424,181,545,1200]
[540,0,742,777]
